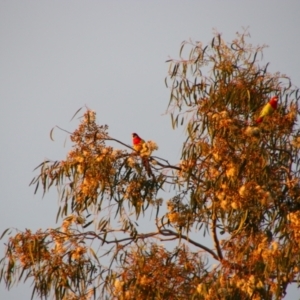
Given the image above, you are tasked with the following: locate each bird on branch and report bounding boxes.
[132,132,153,177]
[256,96,278,123]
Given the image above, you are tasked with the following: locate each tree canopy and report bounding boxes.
[1,30,300,300]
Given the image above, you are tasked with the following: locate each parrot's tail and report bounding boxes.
[256,117,263,123]
[142,157,153,177]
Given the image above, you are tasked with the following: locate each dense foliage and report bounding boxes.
[1,31,300,299]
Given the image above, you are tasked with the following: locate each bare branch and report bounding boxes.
[159,228,219,261]
[211,205,223,260]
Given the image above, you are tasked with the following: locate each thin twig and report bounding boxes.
[211,204,223,260]
[158,228,219,261]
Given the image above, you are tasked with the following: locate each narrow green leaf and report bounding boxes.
[50,127,55,141]
[83,220,93,228]
[62,203,68,217]
[33,161,49,171]
[18,266,26,281]
[101,232,107,245]
[164,77,168,88]
[179,43,185,57]
[99,220,108,231]
[171,64,179,78]
[56,206,61,223]
[31,286,36,300]
[64,136,68,148]
[247,89,251,101]
[34,181,39,195]
[89,247,100,264]
[171,114,175,129]
[0,228,11,240]
[70,107,83,121]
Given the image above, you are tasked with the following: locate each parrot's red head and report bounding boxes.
[269,96,278,109]
[132,133,142,145]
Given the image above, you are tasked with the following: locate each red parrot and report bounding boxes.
[256,96,278,123]
[132,133,145,152]
[132,133,152,177]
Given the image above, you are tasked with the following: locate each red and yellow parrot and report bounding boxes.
[256,96,278,123]
[132,133,152,176]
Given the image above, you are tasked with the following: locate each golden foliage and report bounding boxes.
[111,244,206,300]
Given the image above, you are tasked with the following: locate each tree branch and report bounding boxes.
[211,205,223,260]
[158,228,219,261]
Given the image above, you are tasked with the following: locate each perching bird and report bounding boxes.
[256,96,278,123]
[132,132,145,152]
[132,133,152,177]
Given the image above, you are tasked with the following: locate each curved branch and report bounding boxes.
[104,137,134,151]
[153,160,182,172]
[158,228,219,261]
[211,205,223,260]
[69,228,220,261]
[152,156,204,183]
[83,230,160,244]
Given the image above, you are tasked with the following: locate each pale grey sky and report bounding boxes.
[1,1,299,299]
